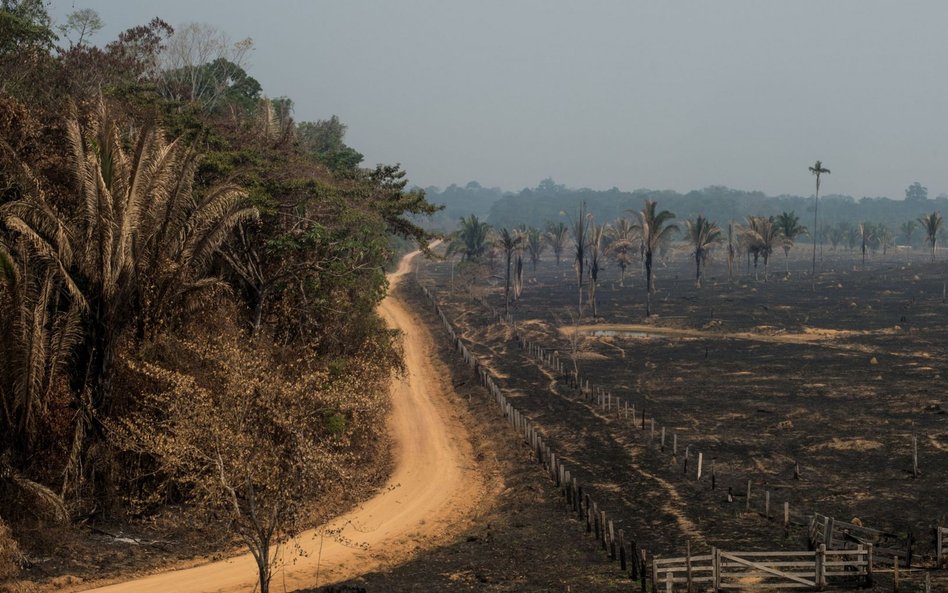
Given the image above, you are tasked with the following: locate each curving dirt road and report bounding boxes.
[78,250,486,593]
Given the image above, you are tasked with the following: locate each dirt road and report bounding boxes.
[79,250,485,593]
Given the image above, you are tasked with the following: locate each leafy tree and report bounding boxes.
[118,333,392,593]
[775,211,807,274]
[631,199,676,316]
[296,116,364,173]
[59,8,103,48]
[905,181,928,203]
[545,221,568,266]
[684,215,722,288]
[808,160,830,279]
[918,211,943,261]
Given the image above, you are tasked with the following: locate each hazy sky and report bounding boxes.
[49,1,948,198]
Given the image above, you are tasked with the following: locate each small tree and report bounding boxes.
[118,335,391,593]
[605,217,638,287]
[900,220,917,248]
[744,216,781,281]
[775,211,807,275]
[918,211,943,262]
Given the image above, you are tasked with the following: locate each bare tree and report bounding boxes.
[157,22,255,111]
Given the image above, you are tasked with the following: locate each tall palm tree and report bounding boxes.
[605,217,638,286]
[0,99,254,425]
[775,211,808,275]
[684,216,722,288]
[545,221,569,267]
[568,203,591,315]
[588,223,605,316]
[918,211,943,262]
[495,228,521,315]
[744,216,781,281]
[631,199,677,316]
[808,160,831,280]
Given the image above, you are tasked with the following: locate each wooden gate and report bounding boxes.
[652,546,870,591]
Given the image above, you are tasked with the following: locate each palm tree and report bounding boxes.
[545,221,569,267]
[568,203,591,314]
[525,227,545,272]
[0,239,81,456]
[684,216,722,288]
[808,160,831,279]
[605,217,638,286]
[588,223,605,316]
[495,228,521,315]
[877,224,894,255]
[0,99,254,432]
[450,214,491,261]
[744,216,781,281]
[631,199,677,316]
[775,211,808,275]
[918,211,943,262]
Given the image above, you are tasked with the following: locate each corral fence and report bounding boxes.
[654,546,872,592]
[809,513,910,567]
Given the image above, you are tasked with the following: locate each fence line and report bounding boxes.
[414,278,942,589]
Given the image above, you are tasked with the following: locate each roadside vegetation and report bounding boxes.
[0,4,436,591]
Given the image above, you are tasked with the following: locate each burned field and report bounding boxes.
[415,247,948,570]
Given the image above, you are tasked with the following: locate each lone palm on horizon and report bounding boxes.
[809,160,831,282]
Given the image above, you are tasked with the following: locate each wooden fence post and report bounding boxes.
[765,490,770,519]
[866,543,874,587]
[696,452,703,480]
[816,544,826,590]
[686,540,693,593]
[746,480,752,511]
[619,529,627,571]
[712,547,720,592]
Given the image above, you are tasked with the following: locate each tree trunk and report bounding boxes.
[695,250,702,288]
[645,249,653,316]
[504,252,511,315]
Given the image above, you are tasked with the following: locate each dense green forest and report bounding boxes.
[0,3,437,588]
[423,178,947,245]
